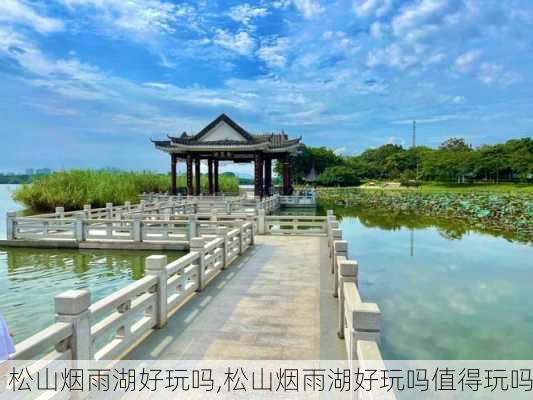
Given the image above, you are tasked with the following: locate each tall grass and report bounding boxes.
[12,170,239,212]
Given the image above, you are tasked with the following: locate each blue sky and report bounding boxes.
[0,0,532,174]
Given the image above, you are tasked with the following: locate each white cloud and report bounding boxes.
[367,44,417,69]
[386,136,406,146]
[477,62,521,85]
[228,4,268,26]
[0,0,63,34]
[60,0,194,35]
[354,0,393,18]
[333,146,347,155]
[451,95,465,104]
[370,21,385,38]
[454,50,482,73]
[272,0,292,9]
[293,0,324,19]
[213,29,256,56]
[391,0,462,38]
[257,37,291,68]
[394,115,465,125]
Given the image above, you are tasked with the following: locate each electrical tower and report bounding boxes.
[412,120,416,148]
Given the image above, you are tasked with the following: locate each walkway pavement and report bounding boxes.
[125,235,345,360]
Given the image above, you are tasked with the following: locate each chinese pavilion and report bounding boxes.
[152,114,302,197]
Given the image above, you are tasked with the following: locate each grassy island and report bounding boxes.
[12,170,239,212]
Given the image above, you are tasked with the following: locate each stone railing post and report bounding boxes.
[238,225,245,255]
[337,258,358,339]
[83,204,91,219]
[6,212,16,240]
[139,199,146,212]
[257,209,266,235]
[74,214,87,242]
[247,221,255,245]
[55,289,92,360]
[217,227,229,268]
[210,209,218,222]
[330,228,342,272]
[332,240,347,298]
[350,303,381,361]
[145,255,168,329]
[132,215,142,242]
[106,202,113,219]
[56,206,65,219]
[190,238,206,291]
[188,215,198,239]
[125,201,131,212]
[225,201,232,214]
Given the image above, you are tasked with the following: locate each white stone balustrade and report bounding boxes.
[264,215,328,235]
[327,210,386,376]
[10,224,254,362]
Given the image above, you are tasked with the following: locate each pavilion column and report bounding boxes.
[264,158,272,197]
[282,156,291,195]
[214,160,219,194]
[288,157,293,195]
[254,153,264,198]
[170,153,177,195]
[208,159,214,195]
[186,154,193,195]
[194,157,201,195]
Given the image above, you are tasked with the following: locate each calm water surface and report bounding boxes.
[329,207,533,360]
[0,185,183,344]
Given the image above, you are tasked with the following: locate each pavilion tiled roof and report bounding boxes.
[152,114,301,154]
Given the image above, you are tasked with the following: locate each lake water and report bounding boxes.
[327,206,533,360]
[1,186,532,359]
[0,185,183,344]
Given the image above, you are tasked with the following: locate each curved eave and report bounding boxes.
[156,142,271,152]
[265,143,302,153]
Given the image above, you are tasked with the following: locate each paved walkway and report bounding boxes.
[126,235,345,360]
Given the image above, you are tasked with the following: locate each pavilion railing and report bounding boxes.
[326,210,396,400]
[10,222,254,362]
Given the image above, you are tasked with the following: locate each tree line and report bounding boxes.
[276,137,533,186]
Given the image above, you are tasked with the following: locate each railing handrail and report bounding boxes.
[11,220,255,362]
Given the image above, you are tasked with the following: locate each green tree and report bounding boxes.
[275,145,343,182]
[316,166,361,186]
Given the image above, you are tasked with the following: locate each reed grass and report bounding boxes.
[12,170,239,212]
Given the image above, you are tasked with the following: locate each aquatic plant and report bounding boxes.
[12,170,239,212]
[317,188,533,240]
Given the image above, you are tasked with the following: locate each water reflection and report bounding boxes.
[319,205,530,244]
[0,247,183,344]
[330,206,533,359]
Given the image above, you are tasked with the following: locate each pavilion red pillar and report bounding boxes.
[264,158,272,196]
[186,154,193,195]
[170,153,177,195]
[194,158,201,195]
[254,153,264,198]
[208,159,214,195]
[214,160,219,193]
[282,156,291,195]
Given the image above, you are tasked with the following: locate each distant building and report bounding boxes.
[36,168,52,175]
[25,168,35,175]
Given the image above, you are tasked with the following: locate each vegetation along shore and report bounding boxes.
[12,170,239,212]
[317,188,533,241]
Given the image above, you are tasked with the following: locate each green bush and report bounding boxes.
[13,170,239,212]
[316,166,361,187]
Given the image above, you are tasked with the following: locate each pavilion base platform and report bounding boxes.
[0,239,189,251]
